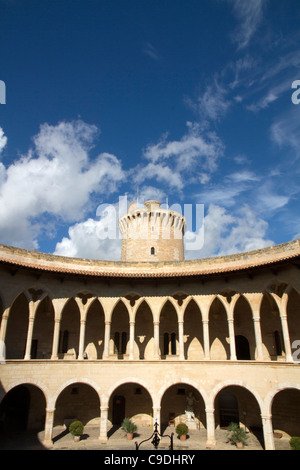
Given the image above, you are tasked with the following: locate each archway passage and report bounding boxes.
[272,388,300,440]
[6,293,29,359]
[108,382,153,429]
[215,385,264,448]
[160,383,205,433]
[54,382,100,428]
[0,384,46,449]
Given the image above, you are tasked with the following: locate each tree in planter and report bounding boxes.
[176,423,189,441]
[121,417,137,440]
[69,420,84,442]
[226,422,249,448]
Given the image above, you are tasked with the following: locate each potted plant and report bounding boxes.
[176,423,189,441]
[69,420,84,442]
[121,417,137,440]
[226,422,249,449]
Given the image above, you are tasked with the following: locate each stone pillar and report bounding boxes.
[279,305,293,361]
[43,408,55,447]
[252,316,264,360]
[78,320,86,360]
[129,321,135,360]
[261,414,275,450]
[202,320,210,360]
[205,408,216,447]
[51,318,61,360]
[24,301,36,360]
[153,321,160,360]
[0,307,9,362]
[99,406,108,442]
[103,321,111,359]
[228,318,237,360]
[178,321,185,360]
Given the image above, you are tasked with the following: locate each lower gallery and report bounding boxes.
[0,239,300,450]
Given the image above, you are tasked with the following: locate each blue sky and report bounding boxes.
[0,0,300,260]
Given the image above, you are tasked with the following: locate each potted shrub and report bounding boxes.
[176,423,189,441]
[121,417,137,440]
[69,420,84,442]
[290,436,300,450]
[226,422,249,449]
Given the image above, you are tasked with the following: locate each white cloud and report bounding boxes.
[192,81,231,122]
[0,127,7,154]
[137,122,224,190]
[0,120,125,249]
[185,203,274,259]
[227,0,267,50]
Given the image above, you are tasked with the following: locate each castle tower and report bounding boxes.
[118,200,186,262]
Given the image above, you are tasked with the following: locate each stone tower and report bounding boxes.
[119,200,186,262]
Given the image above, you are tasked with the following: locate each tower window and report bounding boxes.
[151,247,155,255]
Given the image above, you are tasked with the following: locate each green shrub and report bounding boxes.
[290,437,300,450]
[121,417,137,433]
[226,422,249,445]
[175,423,189,436]
[69,420,84,436]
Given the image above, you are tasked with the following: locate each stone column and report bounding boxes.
[279,305,293,362]
[202,320,210,360]
[0,307,9,362]
[252,316,264,360]
[153,321,160,360]
[103,321,111,359]
[205,408,216,447]
[261,414,275,450]
[228,318,237,360]
[24,301,36,359]
[129,321,135,360]
[51,318,61,360]
[99,406,108,442]
[78,319,86,360]
[43,408,55,447]
[178,321,185,360]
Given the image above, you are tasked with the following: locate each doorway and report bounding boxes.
[112,395,125,425]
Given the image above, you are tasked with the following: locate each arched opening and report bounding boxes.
[260,293,283,361]
[209,297,229,360]
[32,296,54,359]
[54,382,100,430]
[0,384,46,446]
[135,301,153,359]
[159,300,178,359]
[160,383,205,434]
[58,298,80,359]
[235,335,251,360]
[272,388,300,443]
[111,301,129,359]
[85,299,105,359]
[184,299,204,360]
[234,296,255,359]
[215,385,264,448]
[108,382,153,436]
[287,288,300,347]
[6,293,29,359]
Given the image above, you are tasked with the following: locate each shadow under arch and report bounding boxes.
[134,299,153,359]
[159,381,206,435]
[0,382,47,449]
[107,380,154,438]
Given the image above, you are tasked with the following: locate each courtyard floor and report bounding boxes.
[0,424,291,451]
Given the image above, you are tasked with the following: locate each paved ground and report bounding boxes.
[0,424,291,451]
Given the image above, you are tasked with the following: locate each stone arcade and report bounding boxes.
[0,200,300,450]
